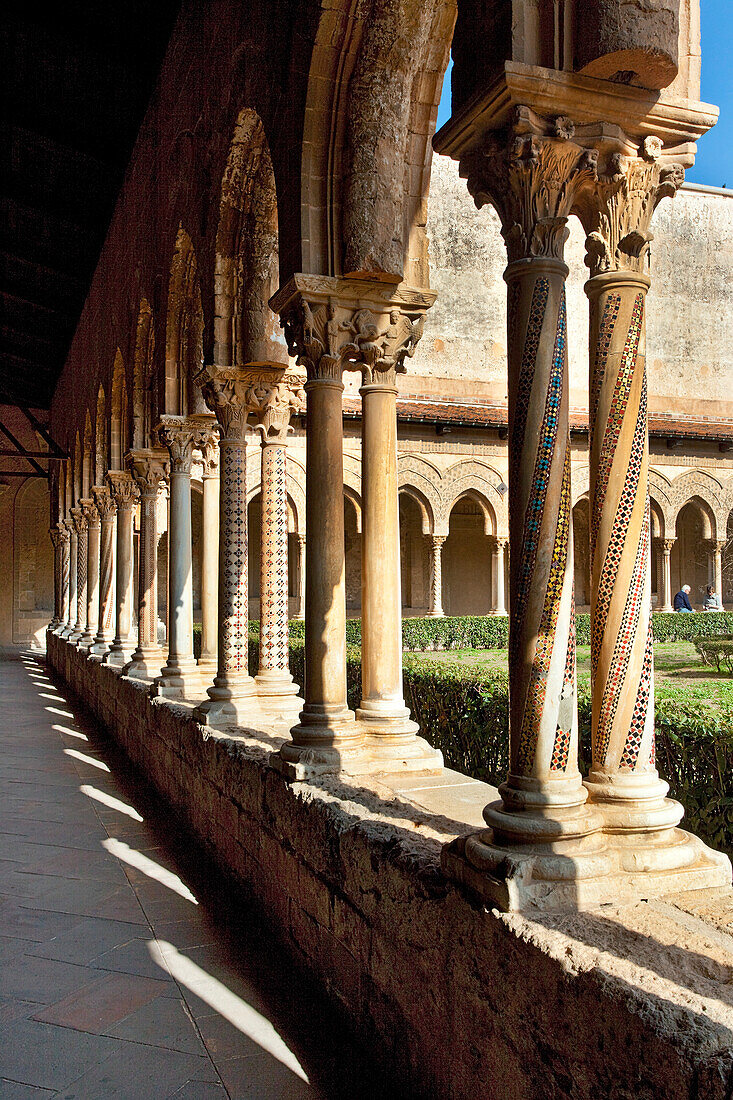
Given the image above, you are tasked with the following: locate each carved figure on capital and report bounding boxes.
[106,471,140,510]
[156,417,209,475]
[459,106,599,263]
[92,485,116,521]
[126,451,170,495]
[194,366,251,440]
[573,133,685,276]
[80,498,100,528]
[70,505,88,536]
[247,368,305,444]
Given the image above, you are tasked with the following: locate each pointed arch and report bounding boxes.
[109,350,127,470]
[165,227,205,416]
[73,431,82,504]
[95,386,106,486]
[82,412,93,499]
[214,110,286,368]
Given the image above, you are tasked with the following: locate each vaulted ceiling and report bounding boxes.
[1,4,181,409]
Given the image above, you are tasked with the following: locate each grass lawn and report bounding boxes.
[407,641,733,714]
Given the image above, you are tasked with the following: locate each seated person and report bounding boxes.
[673,584,694,612]
[702,584,723,611]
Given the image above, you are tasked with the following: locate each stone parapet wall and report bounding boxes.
[48,631,733,1100]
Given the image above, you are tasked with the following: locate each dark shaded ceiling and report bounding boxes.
[1,3,182,410]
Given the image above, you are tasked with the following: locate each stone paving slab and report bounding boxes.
[0,647,382,1099]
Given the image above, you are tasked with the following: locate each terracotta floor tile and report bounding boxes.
[34,971,171,1032]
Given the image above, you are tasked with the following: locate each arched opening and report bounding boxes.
[214,109,286,368]
[672,499,714,608]
[109,351,128,470]
[95,386,106,486]
[82,411,93,499]
[725,508,733,607]
[443,495,493,616]
[649,498,665,608]
[572,497,591,610]
[399,492,429,615]
[133,300,155,449]
[165,227,205,416]
[13,479,54,646]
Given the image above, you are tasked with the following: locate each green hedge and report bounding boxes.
[694,635,733,676]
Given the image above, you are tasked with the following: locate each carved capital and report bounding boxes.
[459,107,598,264]
[246,367,305,444]
[106,470,140,511]
[126,449,170,495]
[49,527,62,550]
[56,520,70,546]
[574,135,684,276]
[186,414,220,476]
[662,538,676,553]
[92,485,116,521]
[270,274,436,384]
[194,367,253,441]
[80,497,100,528]
[156,417,212,474]
[70,506,87,535]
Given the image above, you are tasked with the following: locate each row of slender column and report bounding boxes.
[654,537,727,612]
[426,534,507,618]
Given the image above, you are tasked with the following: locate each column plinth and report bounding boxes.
[575,141,729,895]
[90,487,116,657]
[123,452,169,679]
[153,420,206,699]
[357,375,441,773]
[192,370,262,728]
[104,472,139,666]
[79,499,100,650]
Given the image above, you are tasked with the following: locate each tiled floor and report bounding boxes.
[0,648,384,1099]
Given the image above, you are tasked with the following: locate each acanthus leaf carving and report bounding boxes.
[92,485,116,522]
[106,471,140,510]
[126,450,170,495]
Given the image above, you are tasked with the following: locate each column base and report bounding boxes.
[123,647,167,681]
[486,609,508,617]
[193,675,262,729]
[89,636,113,658]
[270,706,372,780]
[103,642,136,668]
[425,610,445,619]
[196,657,218,678]
[78,634,96,653]
[255,669,302,719]
[584,768,684,835]
[355,710,444,776]
[443,826,730,913]
[153,660,207,700]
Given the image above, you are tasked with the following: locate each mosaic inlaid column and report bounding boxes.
[660,538,675,612]
[69,506,88,643]
[358,356,441,771]
[426,535,445,617]
[125,452,169,679]
[155,418,208,699]
[49,526,62,629]
[296,534,306,620]
[491,537,508,616]
[90,486,116,657]
[58,522,70,634]
[61,518,77,638]
[104,472,139,666]
[579,142,689,842]
[248,370,304,713]
[195,418,220,677]
[192,369,260,727]
[79,499,100,650]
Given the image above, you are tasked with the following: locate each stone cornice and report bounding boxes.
[434,62,718,166]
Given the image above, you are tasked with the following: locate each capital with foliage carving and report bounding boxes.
[80,497,100,529]
[156,417,215,475]
[56,520,70,546]
[126,449,170,495]
[245,367,305,444]
[193,367,253,441]
[106,470,139,512]
[49,526,62,550]
[459,107,598,265]
[70,505,87,536]
[92,485,116,521]
[186,414,220,476]
[269,274,436,385]
[574,134,684,277]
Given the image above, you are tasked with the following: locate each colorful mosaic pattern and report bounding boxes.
[550,587,576,773]
[510,287,565,674]
[588,293,621,456]
[590,294,644,558]
[61,537,70,623]
[509,277,549,484]
[220,440,248,673]
[620,617,654,769]
[259,444,290,673]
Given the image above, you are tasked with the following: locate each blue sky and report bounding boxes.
[436,2,732,188]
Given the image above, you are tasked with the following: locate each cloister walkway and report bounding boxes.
[0,647,380,1100]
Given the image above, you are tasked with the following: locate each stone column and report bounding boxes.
[358,356,441,771]
[124,451,169,678]
[247,370,304,715]
[426,535,446,617]
[154,418,208,698]
[90,486,116,657]
[712,541,725,609]
[61,518,77,638]
[576,134,728,890]
[491,536,508,616]
[49,527,62,629]
[296,534,306,620]
[69,506,88,643]
[79,499,100,650]
[268,276,437,777]
[439,111,605,909]
[195,419,220,676]
[660,538,675,612]
[57,522,71,634]
[192,370,260,727]
[104,472,139,666]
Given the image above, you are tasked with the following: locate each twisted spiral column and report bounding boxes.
[61,519,77,638]
[49,526,62,628]
[91,488,116,657]
[426,535,445,617]
[80,500,100,650]
[70,507,88,643]
[59,524,71,632]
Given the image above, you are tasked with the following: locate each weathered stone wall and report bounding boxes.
[418,158,733,421]
[48,632,733,1100]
